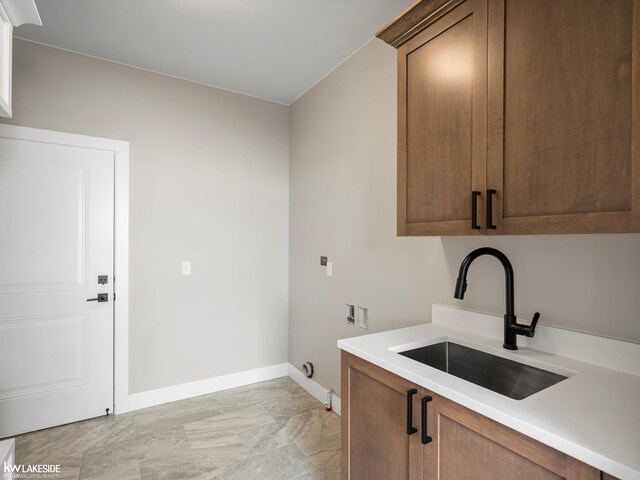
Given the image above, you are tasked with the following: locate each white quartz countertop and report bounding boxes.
[337,305,640,480]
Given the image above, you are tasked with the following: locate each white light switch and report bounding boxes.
[181,261,191,275]
[326,262,333,277]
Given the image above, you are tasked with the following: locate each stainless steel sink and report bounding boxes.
[399,342,567,400]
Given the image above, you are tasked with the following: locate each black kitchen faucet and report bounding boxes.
[453,247,539,350]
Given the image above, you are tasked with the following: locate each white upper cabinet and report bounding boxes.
[0,0,41,118]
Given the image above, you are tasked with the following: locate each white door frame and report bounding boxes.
[0,124,130,414]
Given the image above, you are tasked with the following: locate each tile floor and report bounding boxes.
[14,377,341,479]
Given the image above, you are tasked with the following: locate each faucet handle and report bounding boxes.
[510,312,540,338]
[525,312,540,337]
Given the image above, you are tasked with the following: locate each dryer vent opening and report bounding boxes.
[302,362,314,378]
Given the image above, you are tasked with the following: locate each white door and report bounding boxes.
[0,133,114,438]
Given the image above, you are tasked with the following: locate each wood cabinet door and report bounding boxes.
[487,0,640,234]
[397,0,487,236]
[341,351,422,480]
[422,391,600,480]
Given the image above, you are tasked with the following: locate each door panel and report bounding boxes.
[0,314,86,399]
[423,391,600,480]
[398,0,487,235]
[342,351,422,480]
[436,415,562,480]
[0,136,114,437]
[350,369,412,479]
[0,158,87,292]
[487,0,640,234]
[503,0,631,218]
[406,15,473,224]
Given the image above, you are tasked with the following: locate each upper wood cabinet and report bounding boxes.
[379,0,640,235]
[397,0,487,236]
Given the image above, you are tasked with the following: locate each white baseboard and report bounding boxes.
[118,362,288,414]
[331,393,341,416]
[116,362,342,417]
[287,363,341,416]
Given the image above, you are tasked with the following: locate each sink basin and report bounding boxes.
[399,341,567,400]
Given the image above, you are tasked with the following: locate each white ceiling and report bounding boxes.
[15,0,412,105]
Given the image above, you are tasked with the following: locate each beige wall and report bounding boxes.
[3,40,290,393]
[5,38,640,400]
[289,39,640,396]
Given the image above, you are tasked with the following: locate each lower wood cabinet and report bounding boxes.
[341,351,608,480]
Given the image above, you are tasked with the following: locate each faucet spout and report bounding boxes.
[453,247,537,350]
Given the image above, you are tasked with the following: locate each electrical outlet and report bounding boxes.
[326,262,333,277]
[345,304,355,325]
[357,307,368,329]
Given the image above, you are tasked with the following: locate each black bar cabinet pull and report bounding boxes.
[471,191,481,229]
[421,395,433,445]
[486,189,497,229]
[407,388,418,435]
